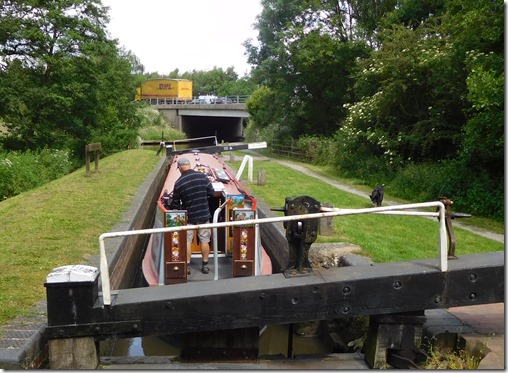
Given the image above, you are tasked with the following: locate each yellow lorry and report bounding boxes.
[135,79,193,103]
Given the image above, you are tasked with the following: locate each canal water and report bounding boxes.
[100,256,334,360]
[102,323,332,359]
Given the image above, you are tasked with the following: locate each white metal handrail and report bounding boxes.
[236,155,253,182]
[210,198,262,280]
[212,199,230,281]
[98,201,447,306]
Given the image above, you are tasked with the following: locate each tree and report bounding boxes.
[0,0,109,76]
[244,0,384,141]
[218,77,258,96]
[0,0,141,158]
[182,66,238,96]
[244,0,503,219]
[448,0,504,179]
[342,20,468,165]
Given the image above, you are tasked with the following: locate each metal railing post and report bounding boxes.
[236,155,253,182]
[212,199,230,281]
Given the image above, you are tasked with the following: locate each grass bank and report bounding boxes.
[0,149,160,327]
[229,156,503,263]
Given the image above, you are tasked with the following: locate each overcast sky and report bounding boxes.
[101,0,262,77]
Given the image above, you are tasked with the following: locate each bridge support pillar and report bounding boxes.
[44,265,100,369]
[363,311,427,369]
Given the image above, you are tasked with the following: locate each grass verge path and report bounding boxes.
[241,151,504,243]
[228,151,503,265]
[274,159,504,244]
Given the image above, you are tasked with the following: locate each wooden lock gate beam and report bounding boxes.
[45,251,504,340]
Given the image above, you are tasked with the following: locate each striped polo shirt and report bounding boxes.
[169,169,215,224]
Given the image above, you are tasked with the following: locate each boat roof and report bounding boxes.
[160,151,252,204]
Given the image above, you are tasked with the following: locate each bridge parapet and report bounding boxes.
[147,95,250,106]
[155,103,246,110]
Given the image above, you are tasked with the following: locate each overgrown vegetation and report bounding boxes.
[245,0,503,222]
[262,138,504,222]
[419,335,485,369]
[0,148,73,201]
[0,105,177,201]
[423,347,482,369]
[136,105,187,142]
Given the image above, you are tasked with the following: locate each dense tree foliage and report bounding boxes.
[0,0,258,165]
[245,0,388,138]
[0,0,502,220]
[245,0,504,219]
[0,0,141,160]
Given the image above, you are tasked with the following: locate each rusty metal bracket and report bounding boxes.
[272,196,321,277]
[438,197,472,258]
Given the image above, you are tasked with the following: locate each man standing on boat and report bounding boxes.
[170,157,215,275]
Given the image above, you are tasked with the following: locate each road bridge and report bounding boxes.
[155,102,249,142]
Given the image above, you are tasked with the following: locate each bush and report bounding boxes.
[389,161,454,202]
[296,135,336,166]
[276,134,503,222]
[335,152,395,187]
[343,155,503,221]
[453,170,503,220]
[136,105,186,142]
[0,149,73,200]
[36,148,73,181]
[93,128,140,156]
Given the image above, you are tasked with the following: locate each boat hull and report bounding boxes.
[142,149,272,286]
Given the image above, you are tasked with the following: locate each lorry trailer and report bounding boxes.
[135,79,193,104]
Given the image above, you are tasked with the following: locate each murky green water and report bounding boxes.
[104,245,332,360]
[102,324,331,358]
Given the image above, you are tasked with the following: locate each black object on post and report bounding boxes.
[44,265,99,327]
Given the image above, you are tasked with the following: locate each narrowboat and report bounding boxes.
[142,138,272,286]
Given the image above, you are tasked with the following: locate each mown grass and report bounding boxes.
[227,155,503,263]
[0,149,161,327]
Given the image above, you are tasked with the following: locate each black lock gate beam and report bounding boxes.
[45,251,503,341]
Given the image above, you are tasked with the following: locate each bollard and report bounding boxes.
[257,169,266,186]
[44,265,100,369]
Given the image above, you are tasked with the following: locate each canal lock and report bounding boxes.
[96,156,363,362]
[98,234,356,361]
